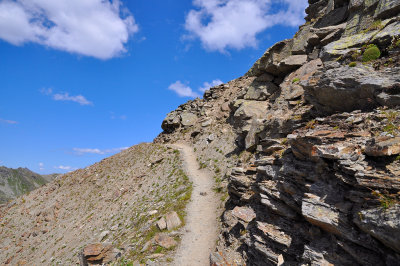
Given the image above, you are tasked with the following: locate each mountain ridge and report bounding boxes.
[0,166,58,204]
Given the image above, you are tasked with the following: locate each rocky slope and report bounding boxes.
[0,144,193,265]
[157,0,400,265]
[0,166,57,204]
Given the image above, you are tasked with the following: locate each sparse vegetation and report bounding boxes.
[371,190,397,209]
[305,119,317,129]
[349,62,357,67]
[363,20,384,33]
[292,78,300,84]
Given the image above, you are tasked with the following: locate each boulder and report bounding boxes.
[80,243,121,266]
[246,40,294,76]
[280,59,324,101]
[233,101,269,133]
[278,55,308,72]
[156,217,167,230]
[244,82,278,101]
[161,112,181,132]
[154,233,177,249]
[180,112,197,127]
[165,211,181,230]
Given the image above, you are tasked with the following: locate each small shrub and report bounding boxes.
[349,62,357,67]
[362,44,381,62]
[371,190,396,209]
[292,78,300,84]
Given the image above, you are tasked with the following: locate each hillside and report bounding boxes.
[1,0,400,265]
[0,144,195,265]
[0,166,57,204]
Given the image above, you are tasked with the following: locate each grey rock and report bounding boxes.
[304,65,400,114]
[260,194,297,219]
[348,0,365,11]
[233,101,269,133]
[322,30,378,57]
[244,82,278,101]
[161,111,181,132]
[156,217,167,230]
[375,0,400,19]
[246,39,293,76]
[165,211,181,230]
[355,205,400,253]
[180,112,197,127]
[372,21,400,46]
[279,55,308,70]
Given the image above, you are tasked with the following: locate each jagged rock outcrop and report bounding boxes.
[158,0,400,265]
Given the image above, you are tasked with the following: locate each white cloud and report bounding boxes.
[54,165,77,171]
[0,118,18,124]
[168,81,201,98]
[73,147,128,155]
[41,88,93,106]
[53,93,93,106]
[39,162,44,170]
[168,79,225,97]
[184,0,308,52]
[199,79,223,92]
[0,0,138,59]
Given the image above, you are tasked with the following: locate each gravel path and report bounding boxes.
[171,143,219,266]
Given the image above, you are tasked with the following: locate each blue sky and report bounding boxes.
[0,0,307,174]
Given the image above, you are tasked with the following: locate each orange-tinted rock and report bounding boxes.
[365,137,400,157]
[154,233,177,249]
[231,206,256,223]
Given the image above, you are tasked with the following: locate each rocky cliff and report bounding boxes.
[157,0,400,265]
[0,166,57,204]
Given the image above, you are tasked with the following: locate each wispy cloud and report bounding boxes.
[39,162,44,171]
[199,79,223,92]
[54,165,77,171]
[41,88,93,106]
[184,0,307,52]
[0,118,18,124]
[73,147,129,155]
[0,0,138,59]
[110,112,127,120]
[53,93,93,106]
[168,79,223,98]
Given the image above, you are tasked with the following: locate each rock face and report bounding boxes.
[157,0,400,265]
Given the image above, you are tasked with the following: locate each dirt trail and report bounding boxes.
[170,143,219,266]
